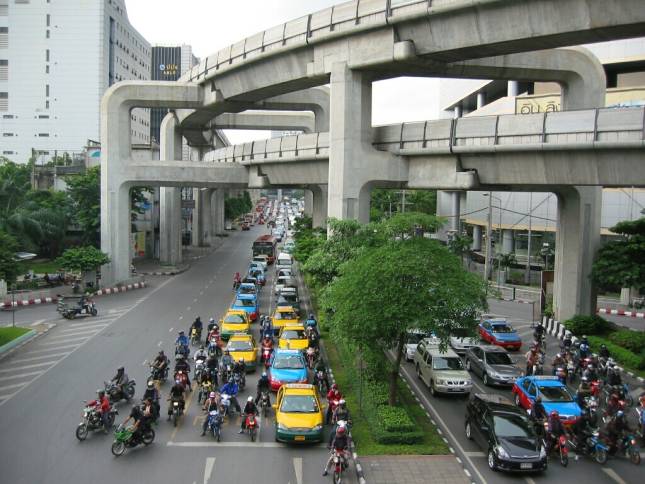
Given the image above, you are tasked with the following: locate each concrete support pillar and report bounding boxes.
[304,190,314,217]
[507,81,519,97]
[211,189,225,236]
[472,225,482,251]
[553,186,602,321]
[311,185,328,229]
[159,187,182,265]
[476,92,486,110]
[450,191,461,232]
[502,230,514,254]
[191,188,213,247]
[453,105,462,118]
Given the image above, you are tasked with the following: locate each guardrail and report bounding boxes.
[202,106,645,163]
[184,0,458,82]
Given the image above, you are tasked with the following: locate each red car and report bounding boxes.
[478,318,522,351]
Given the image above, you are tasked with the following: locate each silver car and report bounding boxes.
[464,345,522,386]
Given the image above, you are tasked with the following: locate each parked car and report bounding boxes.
[478,317,522,351]
[511,376,581,426]
[413,338,472,397]
[464,345,522,386]
[465,393,547,473]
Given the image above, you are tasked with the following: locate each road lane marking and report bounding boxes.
[602,468,628,484]
[193,299,198,303]
[23,343,80,355]
[69,318,114,327]
[9,352,70,364]
[30,319,45,327]
[39,336,90,346]
[0,370,44,382]
[59,326,106,335]
[293,457,303,484]
[187,307,191,311]
[0,381,29,392]
[204,457,215,484]
[169,327,174,332]
[464,451,485,457]
[0,361,57,372]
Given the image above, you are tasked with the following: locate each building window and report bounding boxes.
[45,49,49,62]
[46,14,50,27]
[3,151,15,155]
[38,133,49,137]
[45,84,49,97]
[46,30,50,38]
[3,132,14,137]
[45,65,49,73]
[38,115,49,119]
[3,114,14,119]
[0,59,6,81]
[0,91,7,111]
[45,100,49,109]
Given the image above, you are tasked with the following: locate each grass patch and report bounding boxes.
[0,327,31,347]
[325,339,449,456]
[19,259,61,275]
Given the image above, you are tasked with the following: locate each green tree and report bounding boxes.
[224,192,253,220]
[0,158,32,220]
[322,237,487,405]
[592,217,645,292]
[448,232,473,266]
[65,166,101,246]
[0,231,20,284]
[55,246,110,273]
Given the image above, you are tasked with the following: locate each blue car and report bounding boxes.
[231,293,259,322]
[479,317,522,351]
[512,375,581,425]
[269,349,308,391]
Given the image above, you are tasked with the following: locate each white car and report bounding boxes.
[251,255,268,271]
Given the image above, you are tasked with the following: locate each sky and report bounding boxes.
[124,0,442,144]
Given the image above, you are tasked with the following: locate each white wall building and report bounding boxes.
[0,0,151,162]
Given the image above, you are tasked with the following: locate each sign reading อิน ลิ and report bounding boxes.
[515,86,645,114]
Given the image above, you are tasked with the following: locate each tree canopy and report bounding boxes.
[0,231,20,284]
[592,217,645,292]
[55,246,110,273]
[322,236,487,404]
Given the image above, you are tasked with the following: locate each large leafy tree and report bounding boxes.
[322,237,487,405]
[592,217,645,292]
[0,158,31,220]
[65,166,101,246]
[0,231,20,284]
[224,192,253,220]
[55,246,110,273]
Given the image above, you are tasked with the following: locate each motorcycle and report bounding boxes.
[569,429,609,464]
[175,342,190,358]
[548,432,569,467]
[566,359,577,384]
[259,391,271,417]
[190,327,202,346]
[111,424,155,456]
[616,434,641,465]
[75,401,118,441]
[219,364,233,384]
[261,346,273,367]
[245,413,258,442]
[206,410,223,441]
[175,370,190,392]
[555,366,567,384]
[194,359,206,384]
[104,379,136,404]
[583,396,600,425]
[233,370,245,391]
[315,369,328,395]
[604,383,633,407]
[169,397,184,427]
[331,448,349,484]
[198,381,214,405]
[148,364,168,385]
[57,296,98,320]
[306,347,318,369]
[220,393,233,418]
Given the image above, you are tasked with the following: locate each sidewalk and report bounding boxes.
[134,237,225,275]
[359,455,471,484]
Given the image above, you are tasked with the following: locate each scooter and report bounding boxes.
[206,410,223,441]
[111,424,155,456]
[245,413,258,442]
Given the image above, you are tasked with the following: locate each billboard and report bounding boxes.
[515,87,645,114]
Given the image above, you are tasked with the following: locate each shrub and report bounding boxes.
[372,425,424,445]
[608,329,645,354]
[587,336,645,370]
[363,381,389,408]
[563,315,610,336]
[376,406,416,433]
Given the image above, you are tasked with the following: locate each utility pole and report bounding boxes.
[497,202,502,286]
[483,192,493,284]
[401,189,406,213]
[525,192,533,284]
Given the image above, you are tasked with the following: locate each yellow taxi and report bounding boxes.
[278,325,308,350]
[226,334,258,371]
[271,306,299,335]
[273,383,324,443]
[220,310,250,340]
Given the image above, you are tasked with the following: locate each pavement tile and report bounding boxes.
[359,455,469,484]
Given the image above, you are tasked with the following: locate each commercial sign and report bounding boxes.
[515,87,645,114]
[158,63,178,77]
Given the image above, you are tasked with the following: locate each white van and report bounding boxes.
[276,252,293,271]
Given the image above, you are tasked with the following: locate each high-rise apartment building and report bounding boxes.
[149,44,198,145]
[0,0,151,162]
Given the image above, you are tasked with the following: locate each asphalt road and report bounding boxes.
[396,299,644,484]
[0,225,357,484]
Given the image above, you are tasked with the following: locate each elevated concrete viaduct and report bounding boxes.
[101,0,645,321]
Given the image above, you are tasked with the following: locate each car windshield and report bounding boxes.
[280,395,319,413]
[273,355,305,370]
[538,385,572,402]
[224,314,245,324]
[275,311,297,320]
[486,352,514,365]
[228,341,253,351]
[282,330,305,340]
[491,324,514,333]
[493,415,534,438]
[235,299,255,307]
[452,327,476,339]
[239,286,256,294]
[406,333,425,345]
[433,357,464,370]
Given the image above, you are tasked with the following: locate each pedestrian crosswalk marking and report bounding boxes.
[9,352,70,364]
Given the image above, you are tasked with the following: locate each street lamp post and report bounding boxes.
[524,192,533,284]
[483,193,503,286]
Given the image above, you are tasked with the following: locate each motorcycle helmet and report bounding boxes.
[175,354,183,361]
[535,396,542,403]
[200,345,205,350]
[616,410,624,418]
[209,392,216,399]
[336,426,346,435]
[248,396,254,402]
[179,330,184,335]
[117,366,124,372]
[309,313,315,320]
[550,410,559,418]
[225,349,230,355]
[331,383,338,390]
[339,399,346,406]
[581,376,589,382]
[262,371,267,377]
[147,380,154,388]
[159,350,165,356]
[97,389,104,396]
[556,353,562,359]
[587,364,594,370]
[175,379,181,385]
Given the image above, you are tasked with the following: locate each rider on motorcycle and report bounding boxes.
[606,363,623,387]
[219,377,241,414]
[572,407,595,453]
[314,359,330,390]
[239,396,259,433]
[220,349,234,376]
[233,272,241,289]
[194,345,208,363]
[190,317,203,340]
[255,371,271,406]
[562,330,573,350]
[260,315,273,339]
[95,389,111,432]
[322,425,349,477]
[207,317,218,333]
[206,354,219,385]
[167,379,186,420]
[552,353,566,375]
[329,399,352,445]
[583,364,598,382]
[307,330,319,350]
[153,351,169,376]
[525,347,539,376]
[111,367,129,397]
[533,322,545,344]
[606,410,633,453]
[175,331,190,357]
[233,358,246,375]
[326,384,343,425]
[579,335,590,358]
[200,391,220,436]
[306,313,317,329]
[545,410,568,454]
[174,354,191,387]
[143,380,160,419]
[599,343,610,359]
[577,376,593,407]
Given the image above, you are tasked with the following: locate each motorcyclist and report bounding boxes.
[583,364,598,382]
[219,377,241,414]
[533,322,545,345]
[233,272,241,289]
[562,330,573,351]
[190,317,203,340]
[260,315,273,338]
[328,399,352,446]
[255,371,271,406]
[546,410,568,454]
[599,343,610,359]
[95,389,111,432]
[220,349,234,379]
[167,379,186,420]
[579,335,590,358]
[531,396,548,421]
[233,358,246,376]
[307,330,319,350]
[239,396,259,433]
[194,345,208,363]
[606,392,623,418]
[572,407,595,454]
[306,313,317,329]
[552,353,566,375]
[175,331,189,357]
[200,391,220,436]
[207,317,218,333]
[606,363,623,387]
[152,350,169,378]
[314,359,330,392]
[122,404,145,443]
[206,353,219,385]
[525,347,539,376]
[142,380,160,419]
[174,354,191,388]
[606,410,632,453]
[322,425,349,477]
[110,366,129,398]
[326,384,343,425]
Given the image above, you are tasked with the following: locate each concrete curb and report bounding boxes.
[138,267,189,276]
[541,316,645,384]
[597,308,645,319]
[295,262,367,484]
[0,282,147,309]
[0,329,36,356]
